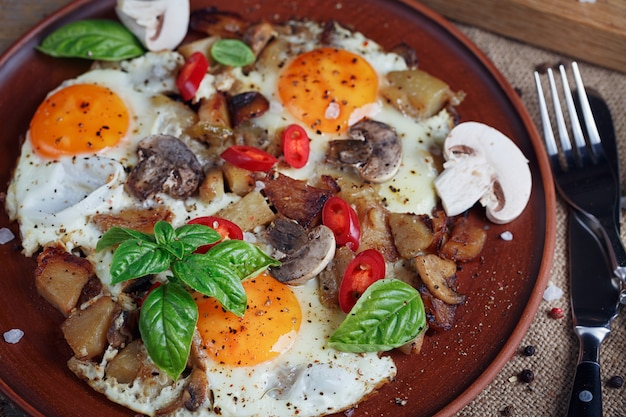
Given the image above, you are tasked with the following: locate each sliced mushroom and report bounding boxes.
[327,119,401,183]
[269,225,336,285]
[266,217,309,255]
[414,254,465,305]
[126,135,204,201]
[433,122,532,224]
[115,0,190,51]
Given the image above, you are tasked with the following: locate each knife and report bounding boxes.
[566,209,621,417]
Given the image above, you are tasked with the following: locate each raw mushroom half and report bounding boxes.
[433,122,532,224]
[116,0,190,51]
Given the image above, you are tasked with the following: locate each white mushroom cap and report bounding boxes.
[433,121,532,224]
[116,0,190,52]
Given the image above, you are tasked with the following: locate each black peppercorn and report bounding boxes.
[522,345,536,357]
[518,369,534,383]
[500,405,514,416]
[607,375,624,388]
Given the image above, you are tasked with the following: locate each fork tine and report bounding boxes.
[572,62,603,149]
[534,71,559,158]
[547,68,575,161]
[558,64,587,153]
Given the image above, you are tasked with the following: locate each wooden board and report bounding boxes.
[417,0,626,73]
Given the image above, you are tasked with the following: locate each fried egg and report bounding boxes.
[70,274,395,416]
[5,52,238,257]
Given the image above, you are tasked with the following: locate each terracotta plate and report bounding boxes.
[0,0,556,416]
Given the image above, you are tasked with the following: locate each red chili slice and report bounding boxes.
[188,216,244,253]
[220,145,278,172]
[322,196,360,251]
[176,51,209,101]
[338,249,386,313]
[282,124,310,168]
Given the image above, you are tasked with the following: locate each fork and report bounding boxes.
[533,62,626,282]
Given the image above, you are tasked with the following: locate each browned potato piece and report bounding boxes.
[197,92,231,129]
[198,167,225,203]
[414,254,465,305]
[217,190,275,231]
[222,162,255,196]
[91,207,173,234]
[106,339,145,384]
[61,296,117,360]
[440,217,487,262]
[318,246,354,308]
[35,246,93,317]
[381,69,464,120]
[388,212,434,259]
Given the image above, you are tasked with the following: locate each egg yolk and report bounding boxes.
[278,47,378,134]
[29,84,129,158]
[195,272,302,367]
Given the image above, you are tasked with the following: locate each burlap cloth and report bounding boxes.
[1,2,625,417]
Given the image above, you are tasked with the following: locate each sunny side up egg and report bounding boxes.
[6,19,453,417]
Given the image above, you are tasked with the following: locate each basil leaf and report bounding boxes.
[328,279,426,353]
[110,239,172,284]
[139,283,198,381]
[37,19,144,61]
[154,221,176,246]
[174,223,222,253]
[210,39,255,67]
[172,254,247,316]
[96,226,154,251]
[206,240,280,279]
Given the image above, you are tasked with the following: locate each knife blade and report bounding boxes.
[566,209,621,417]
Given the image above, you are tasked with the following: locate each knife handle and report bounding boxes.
[567,361,603,417]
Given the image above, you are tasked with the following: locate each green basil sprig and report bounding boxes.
[97,221,280,380]
[210,39,255,67]
[328,279,426,353]
[37,19,144,61]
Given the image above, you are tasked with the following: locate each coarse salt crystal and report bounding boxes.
[500,231,513,241]
[3,329,24,344]
[543,283,564,301]
[0,228,15,244]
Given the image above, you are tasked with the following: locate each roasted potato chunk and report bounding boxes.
[106,339,145,384]
[381,69,464,120]
[61,296,117,360]
[91,207,173,234]
[440,217,487,262]
[35,246,93,317]
[217,190,275,231]
[198,167,226,203]
[222,162,255,196]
